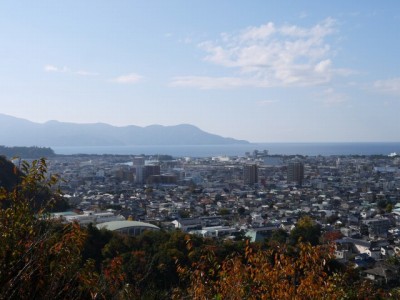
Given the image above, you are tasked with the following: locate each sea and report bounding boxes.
[52,142,400,157]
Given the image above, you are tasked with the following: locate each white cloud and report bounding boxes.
[373,77,400,95]
[170,76,253,89]
[170,18,351,89]
[44,64,97,76]
[257,100,278,106]
[44,64,68,73]
[44,65,59,72]
[112,73,143,84]
[240,22,275,41]
[314,59,331,73]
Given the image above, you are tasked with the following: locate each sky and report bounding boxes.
[1,1,400,143]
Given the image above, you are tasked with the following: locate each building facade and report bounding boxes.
[243,164,258,185]
[133,156,145,184]
[143,165,161,183]
[287,160,304,185]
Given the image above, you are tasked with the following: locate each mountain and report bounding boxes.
[0,114,249,146]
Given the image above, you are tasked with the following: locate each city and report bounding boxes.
[45,150,400,286]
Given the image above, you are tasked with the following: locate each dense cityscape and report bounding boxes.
[41,149,400,286]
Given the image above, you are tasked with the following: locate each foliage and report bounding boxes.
[0,146,55,159]
[178,209,190,218]
[269,228,288,245]
[217,208,230,216]
[157,154,174,161]
[0,158,123,299]
[0,159,88,298]
[289,216,322,246]
[0,155,21,191]
[237,206,246,215]
[175,238,400,300]
[321,230,343,244]
[175,239,342,300]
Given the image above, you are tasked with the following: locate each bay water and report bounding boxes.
[52,142,400,157]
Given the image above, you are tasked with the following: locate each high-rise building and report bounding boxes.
[243,164,258,185]
[287,160,304,185]
[143,165,161,183]
[133,156,145,184]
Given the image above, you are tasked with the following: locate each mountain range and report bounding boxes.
[0,114,249,146]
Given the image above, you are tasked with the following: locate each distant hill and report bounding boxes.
[0,114,249,146]
[0,146,55,159]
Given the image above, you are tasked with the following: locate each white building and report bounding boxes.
[64,211,125,225]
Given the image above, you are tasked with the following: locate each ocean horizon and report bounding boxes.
[52,142,400,157]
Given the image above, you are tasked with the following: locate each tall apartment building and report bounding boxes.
[133,156,145,184]
[243,164,258,185]
[287,160,304,185]
[143,165,161,183]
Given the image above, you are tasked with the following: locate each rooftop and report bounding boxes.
[96,220,160,231]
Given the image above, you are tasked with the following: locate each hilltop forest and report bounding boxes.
[0,146,55,159]
[0,156,399,299]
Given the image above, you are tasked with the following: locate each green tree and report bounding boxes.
[289,216,321,246]
[269,228,288,245]
[386,203,393,213]
[218,208,230,215]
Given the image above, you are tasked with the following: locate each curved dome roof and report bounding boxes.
[96,220,160,231]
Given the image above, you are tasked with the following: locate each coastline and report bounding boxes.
[51,142,400,157]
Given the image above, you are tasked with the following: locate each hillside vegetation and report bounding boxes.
[0,146,55,159]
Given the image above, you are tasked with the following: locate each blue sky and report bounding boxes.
[1,1,399,142]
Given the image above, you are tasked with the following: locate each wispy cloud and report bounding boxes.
[44,64,69,73]
[257,100,279,106]
[171,18,352,89]
[373,77,400,95]
[298,11,309,19]
[112,73,143,84]
[44,64,97,76]
[318,88,348,105]
[170,76,251,89]
[75,70,99,76]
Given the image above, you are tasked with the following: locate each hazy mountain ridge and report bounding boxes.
[0,114,249,146]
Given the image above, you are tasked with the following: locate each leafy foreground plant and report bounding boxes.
[0,159,126,300]
[174,236,400,300]
[175,239,337,300]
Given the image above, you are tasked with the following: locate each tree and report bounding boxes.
[289,216,321,246]
[237,206,246,216]
[386,203,393,213]
[269,228,288,245]
[175,240,344,300]
[218,208,230,216]
[322,230,343,244]
[178,209,190,218]
[0,159,123,299]
[175,238,398,300]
